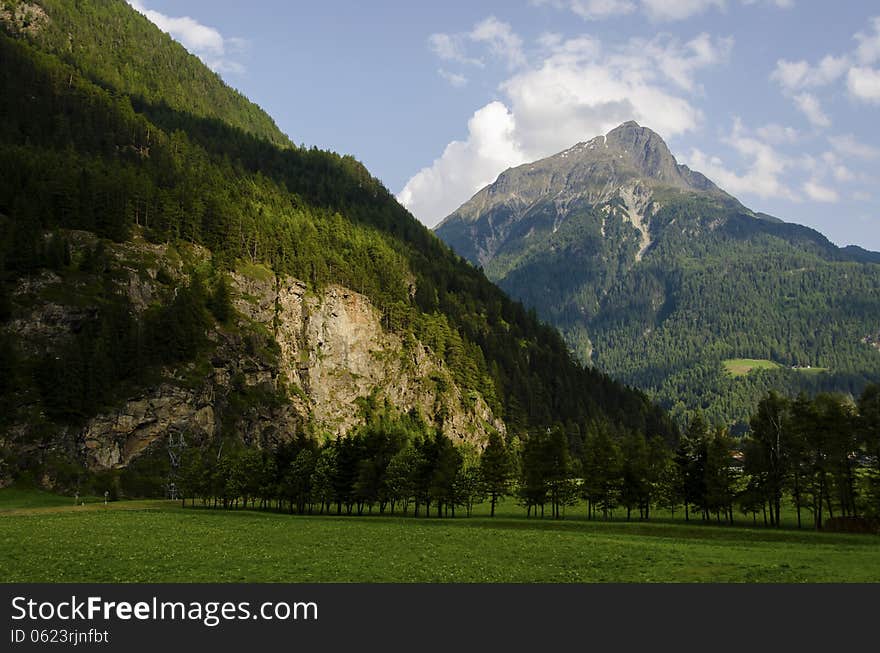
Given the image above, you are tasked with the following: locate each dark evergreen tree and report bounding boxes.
[480,431,513,517]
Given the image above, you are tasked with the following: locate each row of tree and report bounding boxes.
[173,385,880,529]
[742,387,880,529]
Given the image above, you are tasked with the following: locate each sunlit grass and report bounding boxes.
[723,359,782,376]
[1,490,877,583]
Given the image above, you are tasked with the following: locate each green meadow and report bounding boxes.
[1,490,878,583]
[722,359,829,377]
[723,359,783,376]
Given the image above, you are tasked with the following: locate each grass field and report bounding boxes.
[1,489,878,583]
[0,487,104,510]
[722,359,829,377]
[723,358,782,376]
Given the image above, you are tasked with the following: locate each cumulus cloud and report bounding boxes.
[771,17,880,118]
[818,151,855,183]
[428,33,483,67]
[643,33,734,92]
[792,93,831,128]
[127,1,246,74]
[742,0,794,6]
[396,102,529,226]
[536,0,637,21]
[682,119,797,200]
[428,17,525,72]
[401,29,732,225]
[855,16,880,64]
[438,69,468,88]
[831,134,880,160]
[683,118,866,205]
[771,55,849,91]
[755,123,800,145]
[499,33,723,154]
[803,179,840,203]
[470,17,527,69]
[641,0,725,22]
[538,0,793,22]
[847,66,880,103]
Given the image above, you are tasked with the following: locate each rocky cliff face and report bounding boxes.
[1,232,503,477]
[231,270,503,445]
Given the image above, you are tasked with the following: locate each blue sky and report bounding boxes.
[129,1,880,250]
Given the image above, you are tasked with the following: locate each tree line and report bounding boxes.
[171,385,880,530]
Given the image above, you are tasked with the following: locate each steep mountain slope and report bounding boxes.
[0,1,672,489]
[436,122,880,428]
[1,0,288,146]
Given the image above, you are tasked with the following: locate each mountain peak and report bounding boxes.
[601,121,698,188]
[608,120,649,137]
[606,121,664,149]
[438,121,724,236]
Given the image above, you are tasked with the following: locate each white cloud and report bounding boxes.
[799,146,871,198]
[792,93,831,127]
[438,69,468,88]
[771,60,809,90]
[127,1,246,74]
[847,66,880,103]
[428,33,483,67]
[429,17,525,71]
[641,0,724,22]
[541,0,637,20]
[397,102,529,226]
[770,19,880,123]
[744,0,794,6]
[650,33,733,92]
[402,31,731,225]
[832,166,855,183]
[501,35,720,154]
[576,0,638,20]
[820,151,855,182]
[855,16,880,64]
[539,0,792,21]
[685,147,793,200]
[803,179,840,203]
[682,119,797,200]
[536,33,602,62]
[771,55,849,91]
[469,17,527,69]
[831,134,880,160]
[755,123,799,145]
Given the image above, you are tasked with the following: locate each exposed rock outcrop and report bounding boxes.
[232,271,504,445]
[3,235,504,473]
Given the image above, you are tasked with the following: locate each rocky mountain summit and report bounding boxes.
[437,122,729,267]
[436,122,880,427]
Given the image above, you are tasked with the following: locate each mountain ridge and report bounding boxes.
[437,122,748,268]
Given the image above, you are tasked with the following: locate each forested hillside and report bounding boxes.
[437,124,880,429]
[1,0,288,146]
[0,0,673,491]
